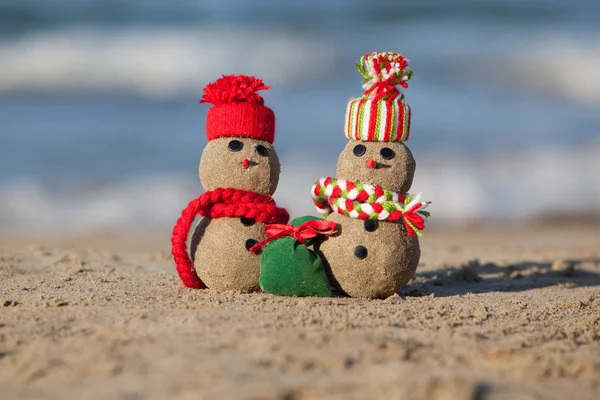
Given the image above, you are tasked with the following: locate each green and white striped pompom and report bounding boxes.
[357,51,413,100]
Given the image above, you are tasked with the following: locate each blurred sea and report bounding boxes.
[1,0,599,231]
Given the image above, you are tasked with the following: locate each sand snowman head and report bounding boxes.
[336,141,415,194]
[200,137,280,196]
[336,52,415,194]
[198,75,280,196]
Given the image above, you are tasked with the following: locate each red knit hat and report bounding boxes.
[200,74,275,144]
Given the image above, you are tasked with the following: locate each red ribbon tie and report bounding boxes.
[249,219,338,254]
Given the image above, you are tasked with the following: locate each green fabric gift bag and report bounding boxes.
[251,216,337,297]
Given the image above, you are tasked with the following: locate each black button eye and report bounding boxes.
[240,217,256,227]
[354,245,368,259]
[255,144,268,157]
[380,147,395,160]
[245,239,259,252]
[353,144,366,157]
[363,220,379,232]
[228,140,243,152]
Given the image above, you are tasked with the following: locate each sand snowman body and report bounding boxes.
[321,214,420,298]
[191,136,281,292]
[318,141,422,299]
[192,217,266,292]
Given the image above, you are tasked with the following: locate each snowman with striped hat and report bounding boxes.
[312,52,431,299]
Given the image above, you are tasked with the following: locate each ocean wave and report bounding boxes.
[1,146,599,232]
[0,27,335,98]
[509,35,600,105]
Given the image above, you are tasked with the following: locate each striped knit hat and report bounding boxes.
[345,52,413,142]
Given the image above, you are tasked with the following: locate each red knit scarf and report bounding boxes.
[171,188,290,288]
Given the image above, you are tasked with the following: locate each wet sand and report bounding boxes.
[1,224,599,399]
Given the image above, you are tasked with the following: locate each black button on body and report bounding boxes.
[354,245,368,259]
[245,239,259,252]
[240,217,256,226]
[363,220,379,232]
[353,144,366,157]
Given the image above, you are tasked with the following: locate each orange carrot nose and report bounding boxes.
[366,159,376,169]
[241,158,250,169]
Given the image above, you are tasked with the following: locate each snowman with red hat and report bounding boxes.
[171,74,289,292]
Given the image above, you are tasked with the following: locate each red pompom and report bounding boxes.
[200,74,272,105]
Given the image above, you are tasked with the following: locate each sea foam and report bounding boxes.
[0,27,335,98]
[511,35,600,105]
[1,146,598,232]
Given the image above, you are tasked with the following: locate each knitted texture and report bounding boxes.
[312,177,430,237]
[171,188,290,288]
[200,74,275,144]
[344,52,413,142]
[345,97,411,142]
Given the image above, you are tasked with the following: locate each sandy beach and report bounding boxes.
[1,223,599,400]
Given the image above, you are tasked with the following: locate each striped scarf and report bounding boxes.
[311,177,430,237]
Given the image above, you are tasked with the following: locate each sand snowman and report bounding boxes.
[313,52,430,299]
[171,74,289,292]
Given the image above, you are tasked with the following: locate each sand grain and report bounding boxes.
[1,225,599,399]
